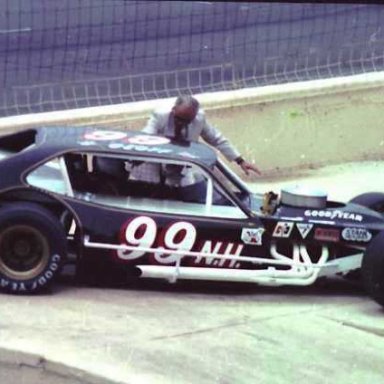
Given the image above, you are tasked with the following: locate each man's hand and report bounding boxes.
[239,160,261,176]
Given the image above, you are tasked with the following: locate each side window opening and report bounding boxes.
[26,157,67,194]
[92,156,127,195]
[28,152,247,218]
[75,154,245,218]
[64,153,128,196]
[64,153,90,192]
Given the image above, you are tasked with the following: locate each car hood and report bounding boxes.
[248,191,384,227]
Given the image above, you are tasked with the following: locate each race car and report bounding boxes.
[0,126,384,308]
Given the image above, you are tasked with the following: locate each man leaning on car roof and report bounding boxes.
[142,95,261,176]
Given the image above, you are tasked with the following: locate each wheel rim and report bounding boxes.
[0,225,50,280]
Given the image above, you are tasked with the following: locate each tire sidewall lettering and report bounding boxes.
[0,253,63,292]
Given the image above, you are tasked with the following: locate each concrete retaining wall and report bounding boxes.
[0,71,383,178]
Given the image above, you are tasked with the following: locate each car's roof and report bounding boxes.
[10,126,218,167]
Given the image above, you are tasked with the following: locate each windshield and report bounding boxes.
[213,160,252,208]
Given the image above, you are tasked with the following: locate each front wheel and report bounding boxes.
[0,203,67,294]
[361,231,384,308]
[344,193,384,283]
[349,192,384,213]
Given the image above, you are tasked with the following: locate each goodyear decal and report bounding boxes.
[304,210,363,222]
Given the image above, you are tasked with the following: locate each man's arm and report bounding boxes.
[198,113,240,161]
[199,112,261,175]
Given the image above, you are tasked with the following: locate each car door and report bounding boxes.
[26,150,266,271]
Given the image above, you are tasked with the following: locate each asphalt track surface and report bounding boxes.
[1,2,383,115]
[1,2,368,86]
[1,161,384,384]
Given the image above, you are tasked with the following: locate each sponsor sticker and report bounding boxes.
[241,228,264,245]
[127,135,170,145]
[80,132,171,153]
[178,151,198,159]
[314,228,340,242]
[108,142,172,154]
[84,130,127,141]
[273,222,294,238]
[304,209,363,222]
[296,223,313,239]
[341,228,372,242]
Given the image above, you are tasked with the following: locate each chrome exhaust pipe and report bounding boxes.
[136,265,318,286]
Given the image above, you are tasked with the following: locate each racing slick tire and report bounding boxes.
[361,231,384,308]
[345,193,384,282]
[349,192,384,213]
[0,203,66,294]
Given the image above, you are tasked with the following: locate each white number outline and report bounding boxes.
[117,216,157,260]
[116,216,244,268]
[151,221,197,265]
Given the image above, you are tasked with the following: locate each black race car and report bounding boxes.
[0,126,384,307]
